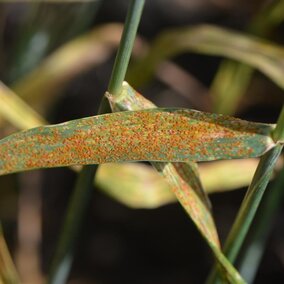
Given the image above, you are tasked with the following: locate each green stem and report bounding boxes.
[48,165,97,284]
[223,146,282,261]
[207,106,284,284]
[207,146,282,284]
[238,165,284,283]
[48,1,145,283]
[108,0,145,96]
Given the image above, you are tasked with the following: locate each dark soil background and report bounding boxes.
[0,1,284,283]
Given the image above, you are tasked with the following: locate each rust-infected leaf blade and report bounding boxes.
[107,81,218,239]
[107,81,212,209]
[0,108,275,175]
[108,82,246,283]
[154,162,219,244]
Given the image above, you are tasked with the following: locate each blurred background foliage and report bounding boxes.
[0,0,284,283]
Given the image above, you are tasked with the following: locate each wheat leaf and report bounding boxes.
[0,108,275,176]
[127,24,284,90]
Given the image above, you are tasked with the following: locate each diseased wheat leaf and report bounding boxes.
[107,81,212,209]
[127,24,284,91]
[0,84,275,283]
[0,81,258,209]
[107,82,245,283]
[154,161,246,283]
[0,108,275,176]
[107,81,215,231]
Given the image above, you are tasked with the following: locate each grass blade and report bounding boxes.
[7,1,98,82]
[207,145,283,284]
[0,82,46,129]
[0,224,19,284]
[0,107,276,175]
[211,62,253,115]
[238,165,284,283]
[207,105,284,283]
[127,24,284,91]
[48,1,145,283]
[12,24,123,112]
[107,81,212,209]
[0,81,259,209]
[96,162,175,208]
[47,164,97,284]
[106,82,248,283]
[211,0,284,114]
[96,158,259,208]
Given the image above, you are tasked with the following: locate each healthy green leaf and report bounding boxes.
[127,24,284,91]
[238,164,284,283]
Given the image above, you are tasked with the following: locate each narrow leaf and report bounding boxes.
[0,108,275,175]
[107,81,211,208]
[107,82,244,283]
[211,0,284,115]
[238,165,284,283]
[96,163,175,208]
[211,62,253,115]
[207,105,284,283]
[207,145,283,283]
[107,81,216,234]
[0,81,242,211]
[0,82,46,130]
[0,81,258,209]
[96,159,259,208]
[127,24,284,91]
[12,24,123,111]
[0,224,19,284]
[0,79,262,206]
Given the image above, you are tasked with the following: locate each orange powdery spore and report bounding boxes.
[0,108,275,175]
